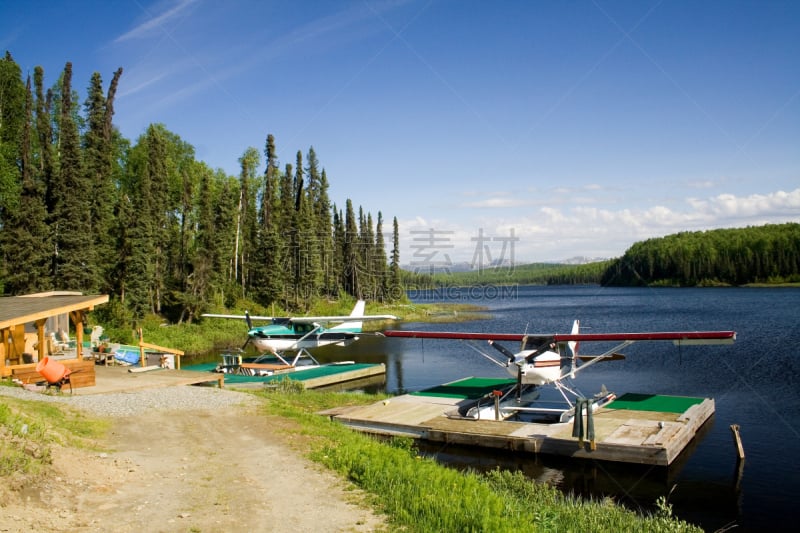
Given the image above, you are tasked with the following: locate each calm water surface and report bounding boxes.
[205,286,800,531]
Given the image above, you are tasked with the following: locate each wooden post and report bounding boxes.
[492,390,503,420]
[0,328,7,376]
[35,319,47,362]
[730,424,745,460]
[69,310,85,361]
[138,328,146,367]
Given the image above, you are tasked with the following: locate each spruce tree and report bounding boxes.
[212,176,241,303]
[0,52,24,292]
[292,151,319,307]
[252,134,285,306]
[375,211,389,301]
[390,216,402,299]
[342,199,362,298]
[181,163,216,321]
[0,52,25,226]
[236,147,260,297]
[52,62,95,291]
[33,67,56,218]
[331,205,345,297]
[313,164,334,297]
[145,125,169,313]
[115,192,138,308]
[123,137,156,317]
[278,162,295,306]
[2,74,51,294]
[83,68,122,292]
[300,147,324,301]
[362,210,376,299]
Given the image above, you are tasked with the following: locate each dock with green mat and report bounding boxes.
[323,377,714,466]
[184,361,386,390]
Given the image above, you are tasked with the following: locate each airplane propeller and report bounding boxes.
[488,340,526,401]
[524,339,557,364]
[488,340,516,363]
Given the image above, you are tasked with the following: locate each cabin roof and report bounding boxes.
[0,292,109,330]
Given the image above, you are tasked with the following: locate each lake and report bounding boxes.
[207,285,800,531]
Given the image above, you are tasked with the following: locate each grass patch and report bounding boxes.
[253,383,702,532]
[0,397,109,481]
[378,302,489,323]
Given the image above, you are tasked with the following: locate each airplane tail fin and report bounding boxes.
[349,300,366,317]
[568,320,580,378]
[331,300,366,332]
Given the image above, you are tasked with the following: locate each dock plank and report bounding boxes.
[605,419,660,445]
[329,386,715,466]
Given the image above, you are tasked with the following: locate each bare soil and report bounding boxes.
[0,406,386,532]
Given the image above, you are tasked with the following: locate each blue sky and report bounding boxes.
[2,0,799,266]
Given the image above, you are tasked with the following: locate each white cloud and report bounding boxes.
[706,189,800,218]
[397,188,800,263]
[462,197,528,208]
[117,71,168,98]
[115,0,199,43]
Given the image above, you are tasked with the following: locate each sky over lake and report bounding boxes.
[3,0,798,265]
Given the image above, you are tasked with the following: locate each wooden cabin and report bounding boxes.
[0,292,109,388]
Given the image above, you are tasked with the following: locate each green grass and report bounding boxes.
[252,382,703,533]
[0,397,108,479]
[2,381,700,531]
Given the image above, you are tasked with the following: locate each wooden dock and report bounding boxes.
[63,364,224,394]
[324,378,714,466]
[207,362,387,390]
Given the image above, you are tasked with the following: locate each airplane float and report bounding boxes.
[384,321,736,422]
[203,300,398,373]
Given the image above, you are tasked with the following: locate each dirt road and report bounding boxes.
[1,405,385,532]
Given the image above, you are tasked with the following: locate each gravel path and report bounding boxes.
[0,383,259,417]
[0,383,386,532]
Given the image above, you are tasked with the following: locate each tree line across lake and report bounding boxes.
[411,223,800,288]
[0,53,401,326]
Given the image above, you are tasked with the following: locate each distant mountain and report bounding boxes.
[401,261,475,274]
[401,256,611,273]
[557,256,610,265]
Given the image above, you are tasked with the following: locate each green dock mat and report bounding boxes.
[606,393,705,414]
[182,362,380,385]
[412,377,517,399]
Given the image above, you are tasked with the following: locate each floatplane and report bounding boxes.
[384,322,736,422]
[203,300,398,375]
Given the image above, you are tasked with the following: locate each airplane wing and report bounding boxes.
[202,313,398,323]
[290,314,398,324]
[383,330,736,345]
[384,330,529,342]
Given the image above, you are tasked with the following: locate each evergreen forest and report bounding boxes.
[416,223,800,288]
[0,54,402,326]
[601,223,800,286]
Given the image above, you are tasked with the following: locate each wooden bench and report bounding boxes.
[11,359,96,389]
